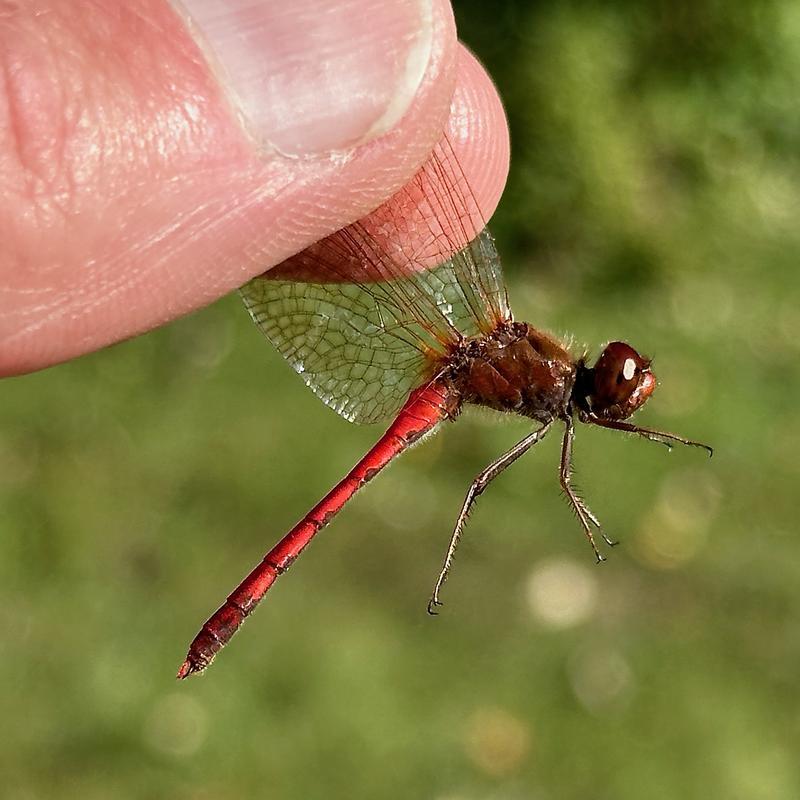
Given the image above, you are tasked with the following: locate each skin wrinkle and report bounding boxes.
[13,197,186,345]
[84,88,253,319]
[2,3,250,340]
[45,166,291,341]
[0,39,56,229]
[43,31,71,198]
[4,17,101,274]
[1,46,27,193]
[9,16,86,219]
[78,161,299,325]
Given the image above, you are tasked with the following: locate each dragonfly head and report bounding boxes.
[576,342,656,421]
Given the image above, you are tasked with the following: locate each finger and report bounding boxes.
[1,0,457,375]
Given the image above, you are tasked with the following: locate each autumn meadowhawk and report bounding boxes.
[178,136,711,679]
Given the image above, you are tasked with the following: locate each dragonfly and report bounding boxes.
[178,136,711,679]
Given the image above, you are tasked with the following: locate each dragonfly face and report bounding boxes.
[573,341,656,422]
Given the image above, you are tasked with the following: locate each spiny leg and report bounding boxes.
[564,476,617,547]
[427,420,555,615]
[572,491,618,548]
[560,417,613,561]
[585,415,713,457]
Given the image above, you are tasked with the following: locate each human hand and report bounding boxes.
[0,0,508,376]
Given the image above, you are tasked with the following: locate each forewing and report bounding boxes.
[241,137,511,424]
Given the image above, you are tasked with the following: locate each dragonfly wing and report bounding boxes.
[241,137,511,425]
[241,277,431,424]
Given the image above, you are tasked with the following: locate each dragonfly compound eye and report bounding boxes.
[591,341,655,420]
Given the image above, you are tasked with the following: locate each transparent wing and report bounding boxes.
[240,137,511,424]
[241,230,503,423]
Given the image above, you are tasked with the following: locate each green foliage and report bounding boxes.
[3,2,800,797]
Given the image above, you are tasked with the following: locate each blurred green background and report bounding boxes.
[3,1,800,798]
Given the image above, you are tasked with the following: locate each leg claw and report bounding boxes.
[427,598,442,616]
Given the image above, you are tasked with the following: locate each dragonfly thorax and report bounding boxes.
[448,321,577,422]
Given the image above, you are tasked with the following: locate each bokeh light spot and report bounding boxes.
[633,468,722,569]
[463,706,532,777]
[568,644,634,715]
[525,558,598,629]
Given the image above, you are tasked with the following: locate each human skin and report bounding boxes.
[0,0,509,376]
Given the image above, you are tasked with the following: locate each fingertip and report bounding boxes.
[445,45,510,226]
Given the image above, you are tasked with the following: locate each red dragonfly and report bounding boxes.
[178,137,711,679]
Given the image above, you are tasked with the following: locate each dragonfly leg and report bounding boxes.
[559,417,613,561]
[427,419,554,615]
[583,414,713,457]
[571,490,618,548]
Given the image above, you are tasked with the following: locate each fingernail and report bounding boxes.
[179,0,433,155]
